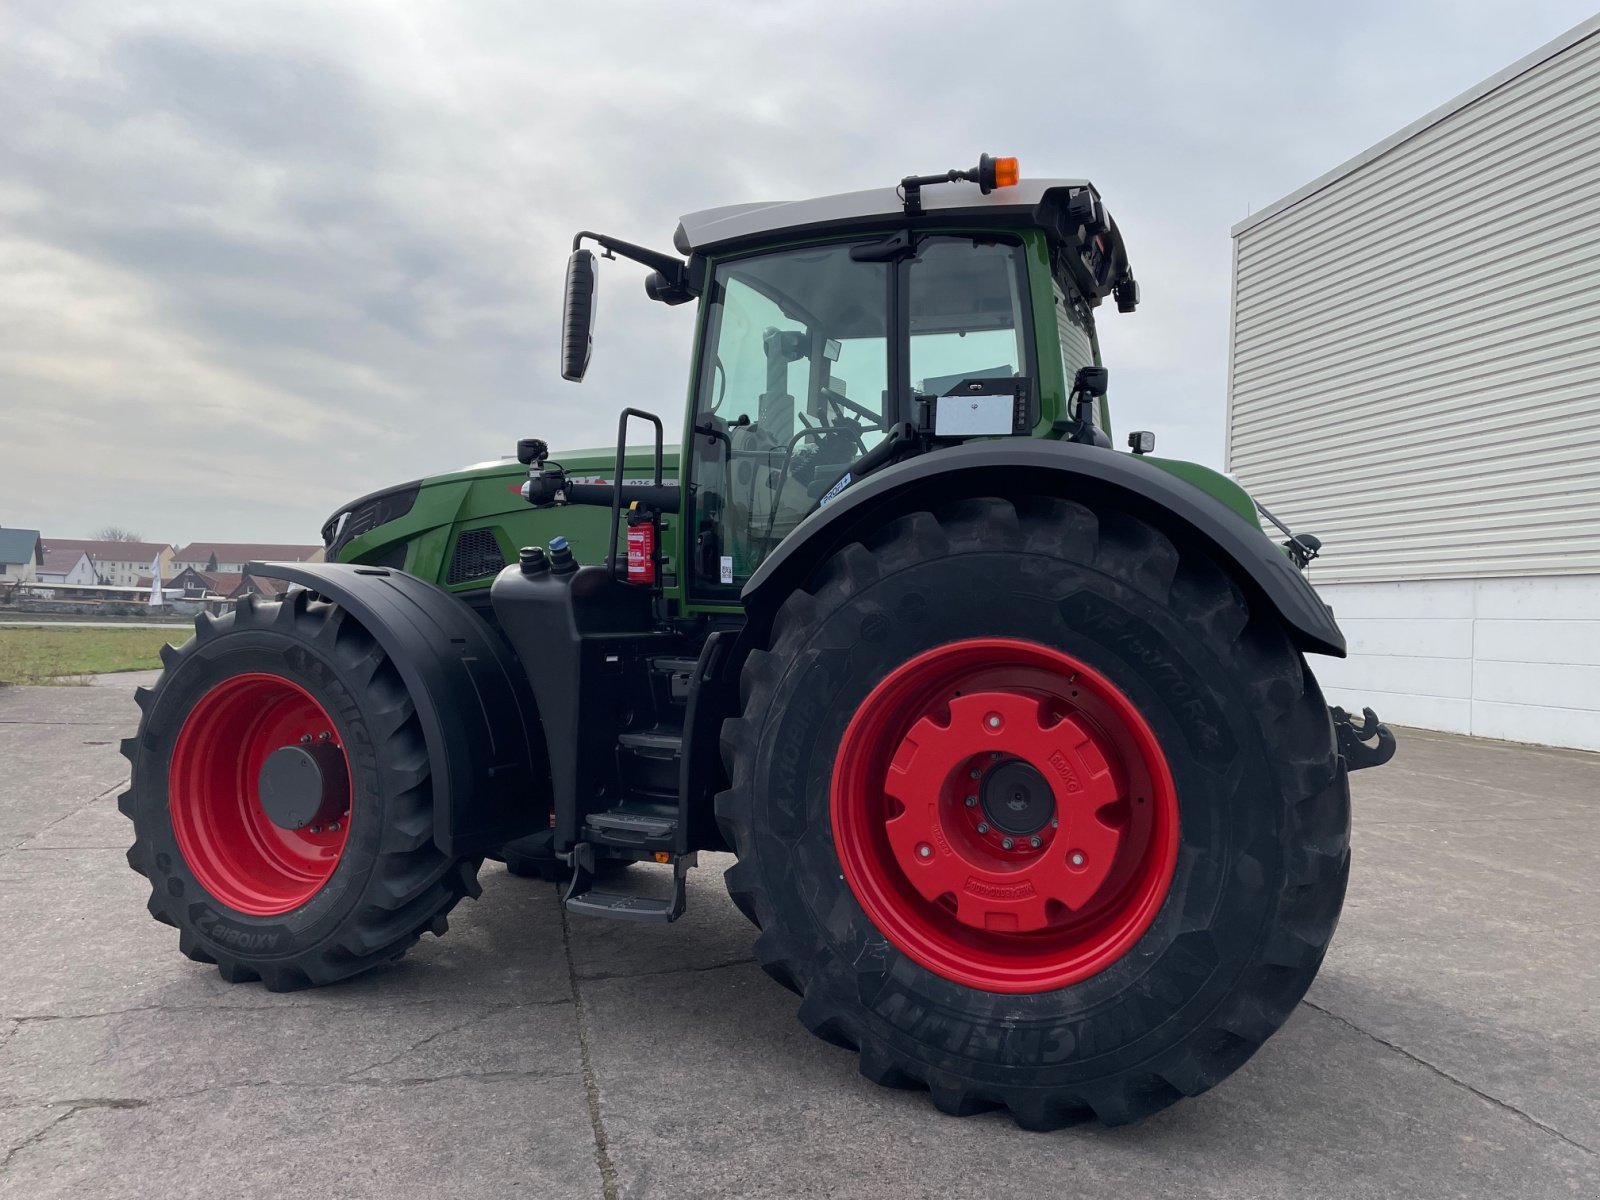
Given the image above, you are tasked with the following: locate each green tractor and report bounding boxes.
[120,156,1395,1128]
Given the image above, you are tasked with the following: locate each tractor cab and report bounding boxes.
[536,156,1139,600]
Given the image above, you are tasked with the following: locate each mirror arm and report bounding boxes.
[572,231,690,289]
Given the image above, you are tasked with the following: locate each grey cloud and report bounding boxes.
[2,0,1596,543]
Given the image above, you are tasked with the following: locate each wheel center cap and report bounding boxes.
[257,743,348,832]
[980,759,1056,836]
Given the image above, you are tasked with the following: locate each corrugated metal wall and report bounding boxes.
[1228,24,1600,585]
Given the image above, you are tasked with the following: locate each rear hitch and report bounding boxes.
[1330,705,1397,771]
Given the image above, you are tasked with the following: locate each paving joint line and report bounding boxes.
[560,891,620,1200]
[1301,998,1597,1157]
[575,956,755,984]
[11,777,129,851]
[0,1098,147,1172]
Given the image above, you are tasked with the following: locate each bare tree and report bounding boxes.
[94,526,144,542]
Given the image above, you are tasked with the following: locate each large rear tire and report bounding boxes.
[716,497,1349,1127]
[120,591,483,991]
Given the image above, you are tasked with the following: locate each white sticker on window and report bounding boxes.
[719,556,734,585]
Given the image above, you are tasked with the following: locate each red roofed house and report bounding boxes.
[171,543,323,574]
[37,548,98,585]
[44,539,175,588]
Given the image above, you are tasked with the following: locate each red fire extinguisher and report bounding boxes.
[625,506,657,586]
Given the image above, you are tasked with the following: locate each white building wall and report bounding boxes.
[1229,16,1600,751]
[1229,18,1600,584]
[1314,575,1600,751]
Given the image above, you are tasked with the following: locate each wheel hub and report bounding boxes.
[980,758,1055,836]
[830,637,1180,993]
[258,742,349,832]
[883,690,1124,935]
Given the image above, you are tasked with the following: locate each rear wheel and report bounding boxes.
[717,497,1349,1127]
[120,592,483,991]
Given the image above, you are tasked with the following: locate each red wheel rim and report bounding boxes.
[169,673,352,916]
[831,638,1179,993]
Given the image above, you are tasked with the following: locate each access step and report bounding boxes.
[615,729,683,799]
[584,803,676,848]
[562,843,692,923]
[648,656,700,705]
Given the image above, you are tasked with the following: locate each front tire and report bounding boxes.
[716,497,1349,1128]
[120,592,482,991]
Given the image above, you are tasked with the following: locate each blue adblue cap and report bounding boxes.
[549,535,569,552]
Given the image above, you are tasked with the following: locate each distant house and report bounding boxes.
[171,543,324,574]
[37,549,98,585]
[229,571,293,600]
[0,527,44,584]
[45,539,175,588]
[136,566,233,598]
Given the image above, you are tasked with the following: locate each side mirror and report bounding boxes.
[561,248,597,382]
[1074,366,1110,397]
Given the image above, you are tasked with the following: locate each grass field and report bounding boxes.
[0,626,184,685]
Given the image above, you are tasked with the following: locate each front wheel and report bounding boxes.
[716,497,1350,1128]
[120,592,482,991]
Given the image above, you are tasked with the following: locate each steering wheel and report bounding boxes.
[821,386,878,424]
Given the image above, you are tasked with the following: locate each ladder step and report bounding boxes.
[649,656,700,675]
[649,656,699,703]
[565,890,682,923]
[616,729,682,759]
[563,843,691,924]
[586,808,675,839]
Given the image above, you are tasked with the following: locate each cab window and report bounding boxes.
[689,244,889,591]
[909,237,1029,396]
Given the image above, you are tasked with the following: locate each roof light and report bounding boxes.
[977,153,1019,194]
[900,155,1022,214]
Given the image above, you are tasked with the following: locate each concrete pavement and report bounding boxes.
[1,680,1596,1198]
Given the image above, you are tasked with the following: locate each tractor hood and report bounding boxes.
[321,445,680,588]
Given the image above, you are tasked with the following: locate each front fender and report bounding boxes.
[248,561,548,855]
[741,441,1346,658]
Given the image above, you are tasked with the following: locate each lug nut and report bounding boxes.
[916,843,932,859]
[328,821,341,832]
[299,734,312,744]
[1001,837,1014,850]
[1070,851,1086,867]
[964,795,978,807]
[319,731,332,742]
[986,713,1003,730]
[976,822,989,835]
[309,824,322,834]
[968,768,981,780]
[1051,817,1059,828]
[1030,836,1042,849]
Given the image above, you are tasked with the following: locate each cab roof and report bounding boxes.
[672,177,1134,308]
[675,178,1090,253]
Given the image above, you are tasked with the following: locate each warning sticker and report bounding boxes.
[719,555,734,585]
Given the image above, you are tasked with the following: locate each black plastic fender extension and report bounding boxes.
[247,561,547,856]
[741,440,1349,658]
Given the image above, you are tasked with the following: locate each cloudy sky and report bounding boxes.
[2,0,1596,544]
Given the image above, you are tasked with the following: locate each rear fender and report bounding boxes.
[739,441,1347,658]
[247,561,549,856]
